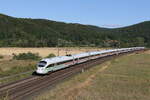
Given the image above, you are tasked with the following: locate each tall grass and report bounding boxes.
[0,59,37,84]
[0,65,35,77]
[35,51,150,100]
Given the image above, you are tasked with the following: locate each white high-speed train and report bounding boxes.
[35,47,145,74]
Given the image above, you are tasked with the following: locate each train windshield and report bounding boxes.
[38,61,47,67]
[46,64,54,68]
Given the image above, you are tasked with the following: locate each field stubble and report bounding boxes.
[0,47,102,58]
[0,47,101,84]
[35,50,150,100]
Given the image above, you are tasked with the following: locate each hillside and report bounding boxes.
[0,13,150,47]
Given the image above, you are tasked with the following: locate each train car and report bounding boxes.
[35,47,145,74]
[36,56,74,74]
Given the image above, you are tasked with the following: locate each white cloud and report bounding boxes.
[102,24,123,28]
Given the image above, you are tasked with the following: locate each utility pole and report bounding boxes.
[57,38,60,56]
[65,41,68,56]
[66,48,69,56]
[57,46,60,56]
[46,26,61,57]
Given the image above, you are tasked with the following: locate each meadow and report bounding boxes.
[35,50,150,100]
[0,47,101,58]
[0,47,101,84]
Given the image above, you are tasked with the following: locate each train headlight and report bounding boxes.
[36,67,47,74]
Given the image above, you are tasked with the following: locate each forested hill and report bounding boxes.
[0,13,150,47]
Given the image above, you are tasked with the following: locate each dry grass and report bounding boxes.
[145,49,150,54]
[0,60,36,84]
[35,50,150,100]
[0,47,103,84]
[0,60,36,71]
[0,47,102,74]
[0,47,102,70]
[0,47,103,58]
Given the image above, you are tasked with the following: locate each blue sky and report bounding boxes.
[0,0,150,28]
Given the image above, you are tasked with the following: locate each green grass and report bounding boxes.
[0,60,37,84]
[0,65,35,77]
[0,71,33,84]
[34,51,150,100]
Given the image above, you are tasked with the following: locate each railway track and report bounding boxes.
[0,50,146,100]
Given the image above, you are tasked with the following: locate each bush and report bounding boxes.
[46,53,56,58]
[13,52,41,60]
[0,55,3,59]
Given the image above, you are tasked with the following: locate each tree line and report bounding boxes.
[0,13,150,48]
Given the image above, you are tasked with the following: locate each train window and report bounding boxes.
[66,54,72,56]
[80,56,87,59]
[38,61,47,67]
[75,58,78,60]
[57,59,73,65]
[57,62,64,65]
[57,61,68,65]
[47,64,54,68]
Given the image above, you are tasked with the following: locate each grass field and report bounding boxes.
[0,47,102,84]
[35,50,150,100]
[0,47,102,59]
[0,47,101,75]
[0,60,36,84]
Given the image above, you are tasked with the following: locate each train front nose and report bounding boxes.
[36,67,47,74]
[36,61,48,74]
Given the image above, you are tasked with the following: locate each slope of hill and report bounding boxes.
[0,13,149,47]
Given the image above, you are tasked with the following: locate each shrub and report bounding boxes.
[46,53,56,58]
[0,55,3,59]
[13,52,41,60]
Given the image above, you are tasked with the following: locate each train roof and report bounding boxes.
[41,56,74,65]
[40,47,145,65]
[41,49,116,65]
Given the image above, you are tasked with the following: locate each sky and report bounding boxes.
[0,0,150,28]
